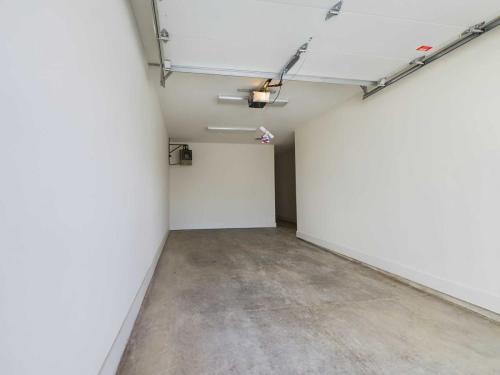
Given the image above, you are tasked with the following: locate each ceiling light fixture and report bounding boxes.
[207,127,258,132]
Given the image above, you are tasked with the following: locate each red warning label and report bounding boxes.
[416,45,433,52]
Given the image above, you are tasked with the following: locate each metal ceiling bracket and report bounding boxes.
[152,0,172,87]
[298,42,309,53]
[461,22,486,36]
[363,14,500,100]
[160,59,173,86]
[158,28,170,43]
[377,78,387,87]
[409,56,426,66]
[326,1,343,21]
[282,38,312,76]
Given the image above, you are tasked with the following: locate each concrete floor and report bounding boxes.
[118,226,500,375]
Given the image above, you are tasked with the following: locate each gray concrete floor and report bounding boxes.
[118,226,500,375]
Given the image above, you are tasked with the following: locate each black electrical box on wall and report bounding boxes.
[179,149,192,165]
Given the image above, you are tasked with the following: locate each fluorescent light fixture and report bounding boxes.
[218,95,289,107]
[251,91,270,103]
[218,95,247,103]
[207,127,257,132]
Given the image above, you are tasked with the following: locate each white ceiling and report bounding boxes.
[150,72,358,146]
[130,0,499,146]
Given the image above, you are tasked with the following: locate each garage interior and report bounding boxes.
[2,1,500,374]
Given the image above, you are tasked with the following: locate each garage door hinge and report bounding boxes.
[326,1,343,21]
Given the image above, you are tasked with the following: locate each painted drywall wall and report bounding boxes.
[275,148,297,223]
[296,27,500,314]
[0,1,169,375]
[170,143,275,230]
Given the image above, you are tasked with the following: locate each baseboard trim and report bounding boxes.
[170,222,277,230]
[296,231,500,323]
[98,230,169,375]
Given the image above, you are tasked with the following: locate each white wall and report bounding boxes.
[170,143,275,230]
[296,27,500,314]
[0,1,169,374]
[275,148,297,223]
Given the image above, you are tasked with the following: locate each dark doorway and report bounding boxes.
[275,145,297,225]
